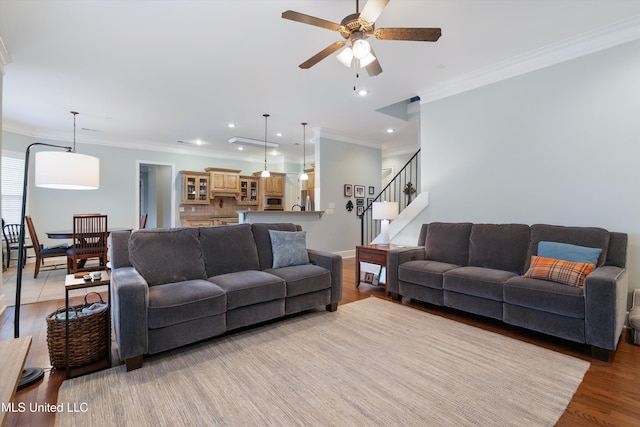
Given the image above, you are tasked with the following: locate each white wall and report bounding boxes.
[408,39,640,301]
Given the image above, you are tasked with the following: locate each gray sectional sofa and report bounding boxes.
[109,223,342,370]
[387,223,628,360]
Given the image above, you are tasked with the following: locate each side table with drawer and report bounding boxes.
[356,244,404,292]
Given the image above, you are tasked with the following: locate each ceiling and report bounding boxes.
[1,0,639,164]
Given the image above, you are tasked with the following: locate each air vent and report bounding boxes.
[228,136,279,149]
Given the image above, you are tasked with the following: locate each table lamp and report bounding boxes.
[372,201,398,245]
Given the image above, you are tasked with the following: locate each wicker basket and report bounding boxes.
[46,292,108,369]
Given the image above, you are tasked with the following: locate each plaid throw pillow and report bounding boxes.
[524,256,595,287]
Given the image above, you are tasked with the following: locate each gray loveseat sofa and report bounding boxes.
[109,223,342,370]
[387,223,628,360]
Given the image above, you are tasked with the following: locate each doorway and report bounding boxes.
[137,161,175,228]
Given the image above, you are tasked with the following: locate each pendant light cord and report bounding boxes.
[263,114,269,171]
[71,111,79,152]
[302,122,307,170]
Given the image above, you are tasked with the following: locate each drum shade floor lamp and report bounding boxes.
[14,112,99,389]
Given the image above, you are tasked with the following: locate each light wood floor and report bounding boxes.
[2,257,639,426]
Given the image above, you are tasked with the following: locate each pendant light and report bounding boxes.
[35,112,100,189]
[300,122,308,181]
[261,113,271,178]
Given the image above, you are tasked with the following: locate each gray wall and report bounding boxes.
[1,130,381,253]
[315,136,382,253]
[410,39,640,299]
[1,131,265,247]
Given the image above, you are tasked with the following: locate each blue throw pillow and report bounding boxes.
[269,230,310,269]
[537,241,602,265]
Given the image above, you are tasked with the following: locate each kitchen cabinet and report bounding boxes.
[304,169,315,191]
[180,171,210,204]
[254,172,285,197]
[207,168,241,197]
[238,176,259,205]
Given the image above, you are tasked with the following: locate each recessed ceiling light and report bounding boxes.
[386,128,395,134]
[358,89,369,96]
[237,146,244,151]
[196,139,203,145]
[228,123,236,128]
[276,132,283,137]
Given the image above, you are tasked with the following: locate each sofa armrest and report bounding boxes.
[111,267,149,361]
[108,230,132,269]
[387,247,426,295]
[585,266,629,350]
[307,249,343,305]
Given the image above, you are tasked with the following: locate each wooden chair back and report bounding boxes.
[70,214,108,273]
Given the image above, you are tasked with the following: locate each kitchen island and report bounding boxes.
[237,210,324,224]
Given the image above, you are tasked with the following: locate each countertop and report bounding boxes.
[237,210,324,215]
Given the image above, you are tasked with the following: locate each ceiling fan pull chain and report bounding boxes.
[353,61,360,91]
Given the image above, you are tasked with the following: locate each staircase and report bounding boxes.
[360,149,420,245]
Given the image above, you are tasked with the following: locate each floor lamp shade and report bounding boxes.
[35,151,99,189]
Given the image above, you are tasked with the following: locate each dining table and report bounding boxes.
[45,227,132,239]
[46,227,132,270]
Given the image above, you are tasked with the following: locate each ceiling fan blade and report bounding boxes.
[282,10,342,32]
[365,46,383,76]
[359,0,390,23]
[299,41,347,69]
[374,27,442,41]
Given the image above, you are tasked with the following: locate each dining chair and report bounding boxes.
[67,214,108,274]
[25,216,70,278]
[139,213,148,229]
[2,218,34,269]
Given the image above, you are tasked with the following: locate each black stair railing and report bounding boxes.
[360,149,420,245]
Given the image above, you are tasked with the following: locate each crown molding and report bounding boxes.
[0,35,12,75]
[417,15,640,104]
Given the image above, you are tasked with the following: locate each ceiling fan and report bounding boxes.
[282,0,441,77]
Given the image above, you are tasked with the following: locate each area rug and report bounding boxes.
[56,297,589,426]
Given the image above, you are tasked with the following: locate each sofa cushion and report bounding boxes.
[537,241,601,265]
[398,260,460,290]
[469,224,530,274]
[209,270,286,309]
[523,256,595,288]
[525,224,610,271]
[268,229,310,268]
[129,228,207,286]
[504,276,585,319]
[147,279,226,329]
[266,264,331,297]
[424,222,473,266]
[199,224,260,277]
[252,223,299,270]
[443,266,517,301]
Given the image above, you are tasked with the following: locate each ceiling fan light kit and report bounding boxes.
[282,0,441,77]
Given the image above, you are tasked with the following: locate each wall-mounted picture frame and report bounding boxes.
[356,206,364,216]
[369,186,375,195]
[356,198,364,206]
[367,198,374,206]
[344,184,352,197]
[354,185,365,198]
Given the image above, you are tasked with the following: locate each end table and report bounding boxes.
[356,244,404,292]
[64,271,111,378]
